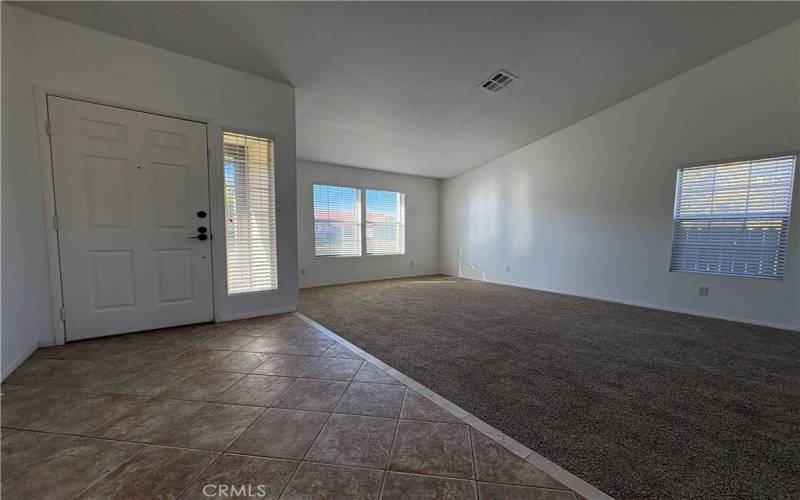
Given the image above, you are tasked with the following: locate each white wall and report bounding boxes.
[440,22,800,330]
[1,6,298,378]
[298,160,439,288]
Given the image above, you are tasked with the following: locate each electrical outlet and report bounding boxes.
[300,268,306,276]
[505,265,511,272]
[698,286,709,296]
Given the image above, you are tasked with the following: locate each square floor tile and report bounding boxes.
[4,438,143,500]
[171,350,230,370]
[381,472,478,500]
[233,322,310,338]
[200,335,258,351]
[304,357,363,381]
[76,445,216,500]
[215,374,295,406]
[335,382,405,418]
[228,408,329,459]
[294,329,332,342]
[471,429,566,489]
[353,363,402,385]
[266,314,311,327]
[281,462,384,500]
[274,378,348,411]
[181,454,298,500]
[102,368,193,397]
[153,403,264,451]
[252,354,317,377]
[306,413,396,468]
[31,341,110,361]
[1,385,64,428]
[388,420,473,479]
[207,352,272,373]
[279,339,335,356]
[0,429,77,476]
[158,370,244,401]
[88,398,204,442]
[26,391,147,435]
[400,390,462,423]
[239,335,297,353]
[476,482,578,500]
[3,358,95,386]
[173,321,239,336]
[322,344,363,359]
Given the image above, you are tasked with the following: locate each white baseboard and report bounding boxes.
[446,274,799,332]
[1,340,44,382]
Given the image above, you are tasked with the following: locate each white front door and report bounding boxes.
[48,96,214,341]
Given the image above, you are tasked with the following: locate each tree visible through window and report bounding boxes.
[670,154,796,279]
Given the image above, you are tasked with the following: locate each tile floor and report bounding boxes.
[1,314,580,499]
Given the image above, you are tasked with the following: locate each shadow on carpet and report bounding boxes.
[299,275,800,500]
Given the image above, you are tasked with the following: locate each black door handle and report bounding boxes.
[187,234,209,241]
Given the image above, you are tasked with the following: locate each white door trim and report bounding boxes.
[33,86,220,345]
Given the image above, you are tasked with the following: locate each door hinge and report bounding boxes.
[59,307,66,321]
[45,120,51,136]
[207,149,211,159]
[52,215,59,231]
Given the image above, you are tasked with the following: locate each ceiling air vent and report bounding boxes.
[479,70,517,93]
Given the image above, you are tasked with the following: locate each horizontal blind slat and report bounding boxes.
[224,132,278,294]
[366,189,406,255]
[670,155,795,279]
[314,184,362,256]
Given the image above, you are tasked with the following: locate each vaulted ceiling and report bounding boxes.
[17,2,800,177]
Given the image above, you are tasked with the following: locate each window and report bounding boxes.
[223,131,278,294]
[312,185,406,257]
[314,184,362,257]
[366,189,405,255]
[670,154,796,279]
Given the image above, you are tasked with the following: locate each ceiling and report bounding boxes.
[17,2,800,178]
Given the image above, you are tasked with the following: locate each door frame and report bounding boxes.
[33,86,221,345]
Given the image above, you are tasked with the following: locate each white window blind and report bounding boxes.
[670,154,796,279]
[366,189,406,255]
[223,131,278,294]
[314,184,362,257]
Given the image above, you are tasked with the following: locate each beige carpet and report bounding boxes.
[299,274,800,500]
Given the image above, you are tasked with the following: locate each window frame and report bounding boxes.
[364,186,406,256]
[312,182,364,258]
[312,183,407,258]
[667,151,797,280]
[221,127,279,296]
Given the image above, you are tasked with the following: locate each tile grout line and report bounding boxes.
[68,440,150,499]
[281,371,360,498]
[14,317,601,498]
[380,391,406,499]
[467,423,479,485]
[294,311,615,500]
[173,450,224,499]
[172,403,274,498]
[2,424,593,490]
